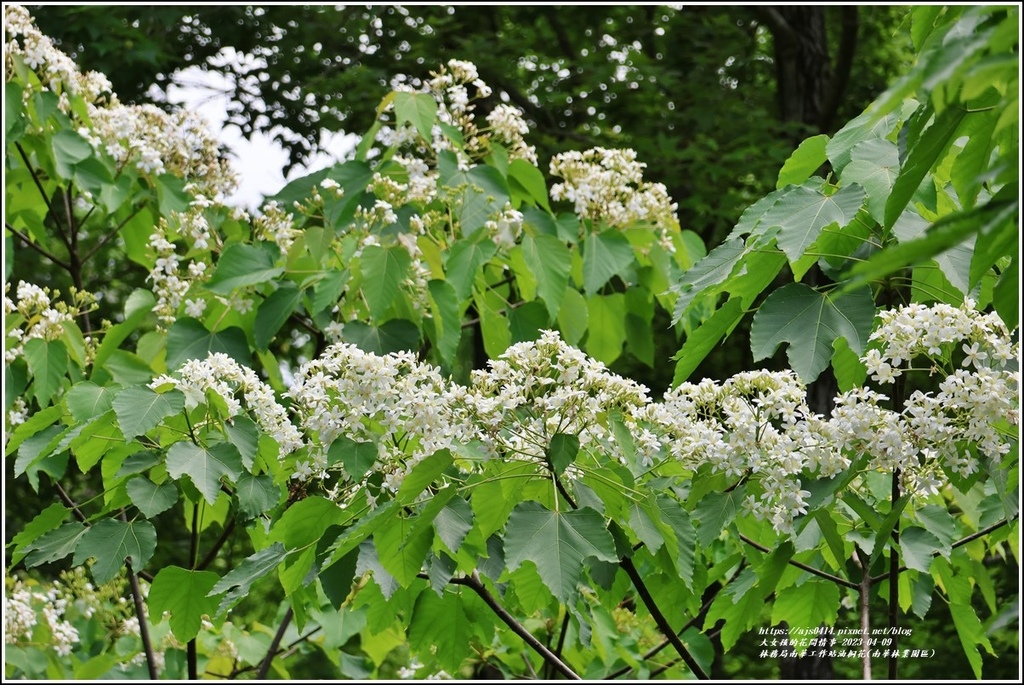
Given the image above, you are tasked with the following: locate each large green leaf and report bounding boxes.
[751,283,876,383]
[426,279,461,366]
[165,318,251,370]
[234,473,280,518]
[582,230,635,296]
[586,293,626,365]
[841,139,900,223]
[407,591,474,673]
[23,522,87,568]
[670,239,745,324]
[24,338,68,407]
[900,526,944,573]
[359,244,411,319]
[8,503,69,565]
[126,476,179,518]
[508,158,551,211]
[112,386,184,441]
[393,91,438,141]
[373,514,434,586]
[433,495,474,554]
[166,442,244,504]
[64,382,119,422]
[758,184,866,264]
[254,282,302,350]
[777,134,829,189]
[51,129,93,178]
[521,233,571,318]
[73,518,157,584]
[147,566,221,642]
[503,502,617,603]
[770,580,840,640]
[206,243,284,295]
[693,490,739,547]
[208,542,289,616]
[269,496,345,550]
[342,319,421,355]
[672,298,746,386]
[884,102,967,229]
[445,237,496,300]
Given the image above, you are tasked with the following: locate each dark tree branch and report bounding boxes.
[739,533,858,590]
[82,204,146,262]
[455,572,582,680]
[256,606,294,679]
[6,222,73,271]
[197,517,236,570]
[126,557,160,680]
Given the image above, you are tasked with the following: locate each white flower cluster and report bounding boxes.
[485,202,524,248]
[394,155,439,205]
[289,343,475,493]
[85,104,237,198]
[376,59,537,166]
[4,4,113,106]
[5,578,80,658]
[549,147,679,233]
[458,330,655,472]
[147,225,206,327]
[253,200,300,254]
[150,352,303,456]
[3,281,89,363]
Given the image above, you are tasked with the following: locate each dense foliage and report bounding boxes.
[4,4,1019,681]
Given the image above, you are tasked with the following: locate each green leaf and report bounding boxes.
[397,450,454,503]
[434,496,474,553]
[269,496,345,550]
[342,319,421,355]
[547,433,580,476]
[394,91,438,141]
[751,283,876,383]
[23,521,88,568]
[586,293,626,365]
[508,158,551,211]
[655,495,696,585]
[8,503,69,565]
[628,500,665,554]
[508,300,549,344]
[113,386,184,441]
[373,514,434,586]
[93,290,155,371]
[126,476,178,518]
[670,239,745,324]
[5,81,26,141]
[327,436,378,482]
[24,338,68,407]
[693,491,739,547]
[165,318,251,370]
[777,134,829,189]
[900,526,943,573]
[166,442,244,504]
[771,581,840,638]
[445,238,497,301]
[884,103,967,229]
[582,230,635,296]
[225,416,259,470]
[208,542,288,615]
[51,129,93,178]
[407,591,474,673]
[504,502,617,602]
[64,382,119,422]
[234,473,280,518]
[206,243,284,295]
[521,233,571,318]
[426,279,461,366]
[73,518,157,584]
[254,282,302,350]
[758,184,866,264]
[360,244,411,319]
[841,139,900,223]
[672,298,747,386]
[148,566,220,642]
[557,288,589,346]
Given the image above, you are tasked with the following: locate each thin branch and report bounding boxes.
[870,515,1019,584]
[619,557,710,680]
[5,222,72,271]
[856,550,872,680]
[547,611,572,680]
[197,517,236,570]
[126,557,160,680]
[458,572,581,680]
[256,606,294,679]
[15,143,65,243]
[82,204,146,263]
[54,482,89,523]
[739,533,859,590]
[888,470,901,680]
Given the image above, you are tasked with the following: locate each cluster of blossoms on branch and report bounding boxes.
[5,576,80,658]
[3,281,95,364]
